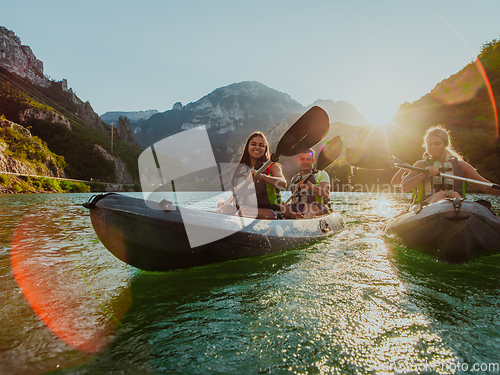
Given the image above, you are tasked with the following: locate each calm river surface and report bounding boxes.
[1,192,500,374]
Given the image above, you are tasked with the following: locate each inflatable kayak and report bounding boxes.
[385,198,500,263]
[84,193,345,271]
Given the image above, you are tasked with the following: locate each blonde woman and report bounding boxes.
[399,125,500,204]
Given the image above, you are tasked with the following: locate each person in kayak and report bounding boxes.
[217,131,286,219]
[282,148,330,218]
[398,125,500,204]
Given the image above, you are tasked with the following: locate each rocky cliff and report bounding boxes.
[0,117,66,178]
[116,116,136,144]
[19,107,72,130]
[0,26,50,88]
[75,100,107,132]
[0,26,108,132]
[92,144,134,184]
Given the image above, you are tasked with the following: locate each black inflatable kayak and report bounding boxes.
[84,193,345,271]
[385,198,500,263]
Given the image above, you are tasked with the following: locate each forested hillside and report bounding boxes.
[0,67,142,182]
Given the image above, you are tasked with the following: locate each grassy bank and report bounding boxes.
[0,173,142,194]
[0,173,90,193]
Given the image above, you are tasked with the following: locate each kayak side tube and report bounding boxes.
[385,199,500,263]
[84,193,345,271]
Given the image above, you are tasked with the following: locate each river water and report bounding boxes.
[1,192,500,374]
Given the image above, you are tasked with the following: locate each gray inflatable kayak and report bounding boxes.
[84,193,345,271]
[385,198,500,263]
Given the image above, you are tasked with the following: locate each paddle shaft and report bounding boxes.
[346,146,500,190]
[397,163,500,190]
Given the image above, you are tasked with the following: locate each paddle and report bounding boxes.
[254,105,330,176]
[284,135,343,205]
[224,106,330,206]
[316,135,344,171]
[346,147,500,190]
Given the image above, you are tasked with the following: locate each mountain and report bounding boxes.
[133,81,370,162]
[133,81,304,161]
[0,26,141,184]
[309,99,370,127]
[100,110,159,125]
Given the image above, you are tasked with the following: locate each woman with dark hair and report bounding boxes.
[218,131,286,219]
[398,125,500,204]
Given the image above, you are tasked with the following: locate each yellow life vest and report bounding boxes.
[412,156,465,204]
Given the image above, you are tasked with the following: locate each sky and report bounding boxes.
[3,0,500,125]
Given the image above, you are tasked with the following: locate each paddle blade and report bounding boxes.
[316,136,343,170]
[346,147,393,169]
[275,106,329,157]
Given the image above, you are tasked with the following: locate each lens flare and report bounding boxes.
[474,58,499,137]
[10,212,131,354]
[434,14,499,137]
[430,57,498,137]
